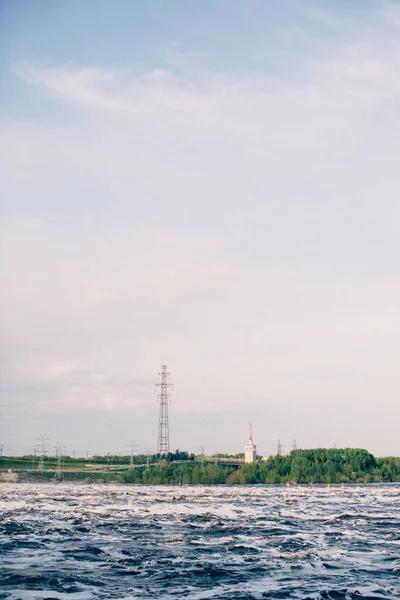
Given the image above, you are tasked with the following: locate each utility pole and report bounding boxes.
[54,441,65,481]
[277,439,282,456]
[292,439,297,451]
[127,440,137,469]
[0,444,3,457]
[156,365,173,455]
[36,433,50,473]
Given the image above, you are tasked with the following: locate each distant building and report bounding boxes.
[245,424,257,463]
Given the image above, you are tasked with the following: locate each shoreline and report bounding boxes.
[2,473,399,486]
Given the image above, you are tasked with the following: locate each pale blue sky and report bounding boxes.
[1,1,400,457]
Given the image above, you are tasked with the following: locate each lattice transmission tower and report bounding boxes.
[277,439,282,456]
[36,433,50,473]
[156,365,173,455]
[54,441,65,481]
[127,440,137,469]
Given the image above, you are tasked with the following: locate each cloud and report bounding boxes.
[11,30,400,167]
[380,0,400,26]
[290,0,342,27]
[14,63,140,112]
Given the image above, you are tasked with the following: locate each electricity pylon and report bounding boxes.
[277,439,282,456]
[54,441,65,480]
[199,446,206,472]
[36,433,50,473]
[127,440,137,469]
[155,365,173,454]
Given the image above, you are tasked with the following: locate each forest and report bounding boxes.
[122,448,400,485]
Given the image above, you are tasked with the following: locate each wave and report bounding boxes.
[0,483,399,599]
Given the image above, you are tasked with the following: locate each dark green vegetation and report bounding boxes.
[122,449,400,484]
[262,449,400,484]
[1,448,399,484]
[90,450,195,465]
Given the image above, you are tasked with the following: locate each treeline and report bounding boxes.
[123,449,400,485]
[0,450,196,469]
[261,449,400,484]
[90,450,195,464]
[2,449,400,484]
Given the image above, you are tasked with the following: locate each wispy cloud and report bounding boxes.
[13,37,400,155]
[380,0,400,26]
[290,0,342,27]
[14,63,140,112]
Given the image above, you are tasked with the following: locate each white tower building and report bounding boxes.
[245,423,257,463]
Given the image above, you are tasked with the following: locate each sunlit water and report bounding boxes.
[0,483,399,599]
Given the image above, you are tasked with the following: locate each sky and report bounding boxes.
[1,0,400,458]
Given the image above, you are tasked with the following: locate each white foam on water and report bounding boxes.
[1,482,399,599]
[3,591,96,600]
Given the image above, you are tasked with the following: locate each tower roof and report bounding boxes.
[246,423,256,447]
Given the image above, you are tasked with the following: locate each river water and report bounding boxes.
[0,483,399,599]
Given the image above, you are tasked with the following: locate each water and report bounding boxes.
[0,483,399,599]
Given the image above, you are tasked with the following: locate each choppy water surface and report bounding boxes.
[0,484,399,600]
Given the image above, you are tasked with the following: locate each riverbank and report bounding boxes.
[2,448,400,484]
